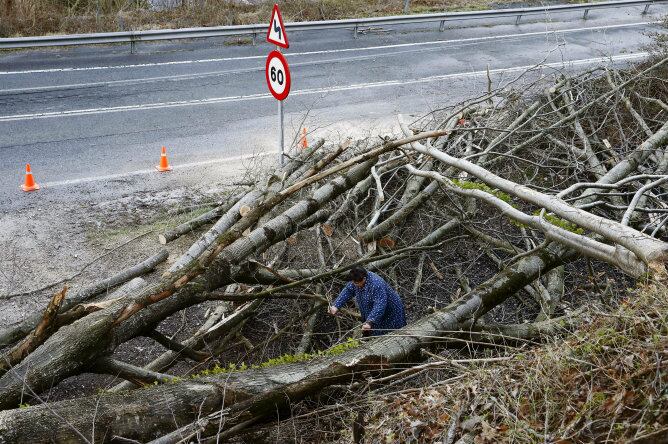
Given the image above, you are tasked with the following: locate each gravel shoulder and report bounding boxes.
[0,154,270,329]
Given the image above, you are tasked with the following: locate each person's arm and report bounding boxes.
[332,283,355,310]
[366,282,388,327]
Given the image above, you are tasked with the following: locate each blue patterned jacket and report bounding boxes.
[333,271,407,336]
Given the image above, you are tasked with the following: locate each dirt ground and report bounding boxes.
[0,160,259,329]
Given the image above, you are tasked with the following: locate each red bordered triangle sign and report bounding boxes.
[266,4,289,48]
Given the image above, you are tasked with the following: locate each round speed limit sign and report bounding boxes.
[265,50,291,101]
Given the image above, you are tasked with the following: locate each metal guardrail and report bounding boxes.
[0,0,665,51]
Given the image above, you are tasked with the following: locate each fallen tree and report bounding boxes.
[0,55,667,443]
[0,244,575,442]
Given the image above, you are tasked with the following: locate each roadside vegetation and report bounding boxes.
[355,283,668,443]
[3,0,600,38]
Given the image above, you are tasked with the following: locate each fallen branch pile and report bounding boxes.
[0,56,667,443]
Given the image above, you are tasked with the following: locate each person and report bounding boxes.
[329,266,406,336]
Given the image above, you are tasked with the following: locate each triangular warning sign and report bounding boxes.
[266,4,289,49]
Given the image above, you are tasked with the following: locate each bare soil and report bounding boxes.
[0,177,233,328]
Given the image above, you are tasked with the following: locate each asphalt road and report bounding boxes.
[0,4,666,211]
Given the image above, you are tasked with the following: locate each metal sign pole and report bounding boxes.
[277,44,284,166]
[278,96,284,166]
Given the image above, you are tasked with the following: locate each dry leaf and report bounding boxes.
[321,224,334,237]
[287,235,298,245]
[378,236,396,249]
[367,241,377,253]
[461,416,482,432]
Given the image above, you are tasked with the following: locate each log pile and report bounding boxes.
[0,57,667,443]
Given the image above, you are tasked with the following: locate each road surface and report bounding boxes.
[0,4,666,211]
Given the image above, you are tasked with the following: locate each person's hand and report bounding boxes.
[328,306,339,316]
[362,322,372,332]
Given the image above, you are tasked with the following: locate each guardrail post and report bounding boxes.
[353,24,359,39]
[583,9,589,19]
[252,32,257,46]
[515,14,522,25]
[439,20,446,31]
[642,3,650,14]
[130,36,136,54]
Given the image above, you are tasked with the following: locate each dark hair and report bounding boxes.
[348,266,367,282]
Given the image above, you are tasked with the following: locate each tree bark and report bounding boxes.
[158,191,245,244]
[0,287,67,377]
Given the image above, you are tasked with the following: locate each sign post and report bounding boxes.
[278,91,284,166]
[265,4,290,165]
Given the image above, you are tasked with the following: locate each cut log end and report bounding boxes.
[648,259,668,282]
[158,234,168,245]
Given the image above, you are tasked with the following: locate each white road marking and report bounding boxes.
[0,20,658,76]
[0,52,648,122]
[40,150,278,188]
[0,40,523,95]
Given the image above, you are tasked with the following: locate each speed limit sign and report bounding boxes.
[265,50,291,101]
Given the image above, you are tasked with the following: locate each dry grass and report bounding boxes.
[2,0,587,38]
[359,283,668,443]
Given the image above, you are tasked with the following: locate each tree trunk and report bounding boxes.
[410,129,668,270]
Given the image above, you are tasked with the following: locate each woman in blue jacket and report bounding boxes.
[329,266,407,336]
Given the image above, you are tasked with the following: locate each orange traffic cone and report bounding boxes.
[299,128,308,149]
[156,146,173,172]
[21,164,40,192]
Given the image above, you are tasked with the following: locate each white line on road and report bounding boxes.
[0,52,648,122]
[0,40,528,95]
[0,20,658,76]
[39,150,278,188]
